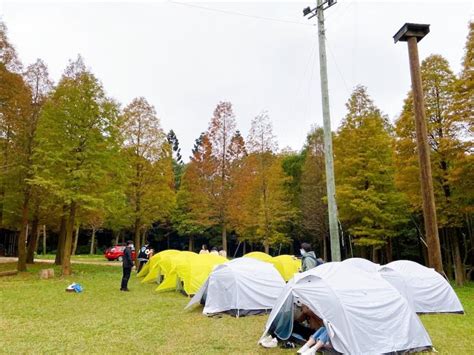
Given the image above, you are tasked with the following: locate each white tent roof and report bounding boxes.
[186,257,285,315]
[380,260,464,314]
[261,262,432,355]
[341,257,380,273]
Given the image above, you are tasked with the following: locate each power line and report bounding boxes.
[169,1,314,27]
[325,36,351,95]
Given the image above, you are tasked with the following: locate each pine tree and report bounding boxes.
[174,134,215,250]
[121,97,175,255]
[335,86,409,261]
[167,129,184,189]
[31,56,121,275]
[231,112,294,253]
[206,102,238,252]
[300,127,328,259]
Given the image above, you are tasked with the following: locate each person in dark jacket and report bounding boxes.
[300,243,319,272]
[120,240,134,291]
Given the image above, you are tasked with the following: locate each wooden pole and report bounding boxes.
[406,36,443,273]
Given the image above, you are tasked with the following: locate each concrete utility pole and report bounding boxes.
[304,0,341,261]
[393,23,444,273]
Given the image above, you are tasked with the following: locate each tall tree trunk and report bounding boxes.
[90,227,96,255]
[242,241,246,255]
[372,246,379,264]
[141,228,147,247]
[323,236,328,261]
[62,201,77,276]
[134,217,141,266]
[17,192,30,272]
[72,224,79,256]
[188,235,194,251]
[385,237,393,263]
[451,230,465,286]
[444,229,454,280]
[114,230,120,246]
[55,205,68,265]
[26,210,40,263]
[264,241,270,254]
[42,225,47,255]
[222,225,227,254]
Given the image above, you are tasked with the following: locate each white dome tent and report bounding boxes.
[379,260,464,314]
[185,257,285,317]
[341,257,379,273]
[260,262,433,355]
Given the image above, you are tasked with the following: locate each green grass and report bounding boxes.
[35,254,108,262]
[0,262,473,354]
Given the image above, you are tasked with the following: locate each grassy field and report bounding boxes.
[34,254,110,263]
[0,262,472,354]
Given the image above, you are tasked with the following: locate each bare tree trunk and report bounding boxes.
[372,246,379,264]
[62,202,77,276]
[188,235,194,251]
[114,230,120,246]
[90,227,96,255]
[26,208,40,263]
[323,236,328,261]
[222,225,227,254]
[141,228,147,247]
[443,229,454,280]
[55,205,68,265]
[42,225,46,255]
[452,230,465,286]
[264,241,270,254]
[386,237,393,263]
[134,217,141,266]
[17,195,30,272]
[72,223,79,256]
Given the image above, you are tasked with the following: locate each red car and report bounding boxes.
[104,245,136,262]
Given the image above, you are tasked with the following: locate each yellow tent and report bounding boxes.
[244,251,273,263]
[271,255,301,281]
[176,254,227,295]
[155,251,198,292]
[141,249,180,283]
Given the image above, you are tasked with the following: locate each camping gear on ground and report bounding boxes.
[379,260,464,314]
[186,257,285,316]
[343,258,464,314]
[140,249,180,282]
[271,255,301,281]
[260,262,433,355]
[176,253,227,295]
[244,252,301,281]
[66,282,83,293]
[155,251,197,291]
[244,251,273,263]
[341,257,379,273]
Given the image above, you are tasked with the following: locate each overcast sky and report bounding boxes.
[1,1,472,160]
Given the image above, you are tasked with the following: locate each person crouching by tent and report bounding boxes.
[120,240,134,291]
[137,241,154,273]
[295,302,332,354]
[300,243,320,272]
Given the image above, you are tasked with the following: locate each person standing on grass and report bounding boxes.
[137,241,154,273]
[300,243,319,272]
[199,244,209,254]
[120,240,134,291]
